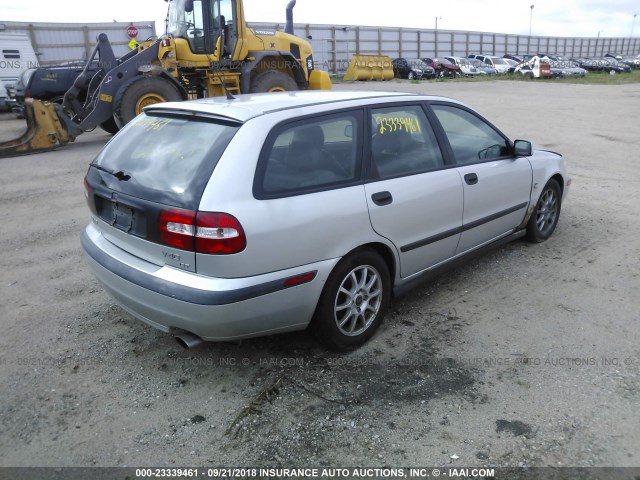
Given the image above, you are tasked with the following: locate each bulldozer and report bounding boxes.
[0,0,331,157]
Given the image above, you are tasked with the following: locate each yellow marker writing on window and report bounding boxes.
[133,117,172,131]
[375,116,422,135]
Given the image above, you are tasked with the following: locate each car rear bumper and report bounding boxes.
[81,224,337,341]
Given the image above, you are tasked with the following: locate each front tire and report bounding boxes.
[250,71,298,93]
[114,76,183,128]
[526,179,562,243]
[311,250,390,351]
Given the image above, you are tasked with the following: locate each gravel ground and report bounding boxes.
[0,79,639,471]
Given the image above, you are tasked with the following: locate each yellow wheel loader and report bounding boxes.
[0,0,331,158]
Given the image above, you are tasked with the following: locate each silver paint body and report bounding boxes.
[82,91,569,341]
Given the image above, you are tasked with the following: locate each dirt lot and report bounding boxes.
[1,80,639,471]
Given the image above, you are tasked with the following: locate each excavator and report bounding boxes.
[0,0,331,157]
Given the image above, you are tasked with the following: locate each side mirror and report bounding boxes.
[344,124,353,138]
[514,140,532,157]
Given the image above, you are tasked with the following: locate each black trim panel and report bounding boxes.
[395,231,527,297]
[400,202,529,253]
[81,231,316,306]
[400,226,463,253]
[462,202,529,232]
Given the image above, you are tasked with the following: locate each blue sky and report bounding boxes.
[1,0,638,38]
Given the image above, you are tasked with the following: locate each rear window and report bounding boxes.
[92,113,240,209]
[17,69,36,89]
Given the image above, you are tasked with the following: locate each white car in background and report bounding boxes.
[468,54,513,74]
[445,57,485,76]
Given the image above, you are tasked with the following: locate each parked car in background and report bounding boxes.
[467,54,513,74]
[470,58,497,75]
[422,57,462,77]
[392,58,435,80]
[572,57,608,72]
[574,57,631,74]
[11,68,36,118]
[514,55,552,79]
[445,57,484,76]
[82,90,569,350]
[601,57,632,74]
[503,54,524,63]
[503,58,519,71]
[617,55,640,69]
[0,80,8,111]
[604,53,639,68]
[548,60,587,78]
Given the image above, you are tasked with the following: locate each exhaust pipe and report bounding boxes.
[175,332,204,349]
[285,0,296,35]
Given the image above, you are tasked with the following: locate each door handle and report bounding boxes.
[371,191,393,206]
[464,173,479,185]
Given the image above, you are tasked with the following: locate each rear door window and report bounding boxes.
[92,113,240,209]
[255,111,363,198]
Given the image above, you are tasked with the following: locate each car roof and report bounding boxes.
[145,90,459,123]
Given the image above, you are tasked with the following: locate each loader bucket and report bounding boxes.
[343,55,394,81]
[0,99,71,158]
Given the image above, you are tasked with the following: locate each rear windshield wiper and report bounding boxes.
[92,164,131,181]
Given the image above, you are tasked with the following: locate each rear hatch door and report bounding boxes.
[85,111,240,272]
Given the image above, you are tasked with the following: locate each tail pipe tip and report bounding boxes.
[175,332,204,349]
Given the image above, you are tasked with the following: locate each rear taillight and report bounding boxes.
[159,209,246,255]
[195,212,246,255]
[160,208,196,251]
[84,177,97,215]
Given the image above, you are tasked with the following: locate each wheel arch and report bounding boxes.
[519,172,565,231]
[342,242,398,290]
[132,67,188,100]
[550,173,565,197]
[240,51,307,93]
[112,74,185,128]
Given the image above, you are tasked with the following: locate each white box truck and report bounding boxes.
[0,33,39,84]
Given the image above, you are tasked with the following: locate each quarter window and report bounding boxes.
[431,105,510,164]
[259,113,361,196]
[370,105,444,179]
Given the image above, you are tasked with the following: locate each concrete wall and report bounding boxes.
[0,21,156,66]
[249,22,640,75]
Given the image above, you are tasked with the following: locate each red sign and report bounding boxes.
[127,26,138,39]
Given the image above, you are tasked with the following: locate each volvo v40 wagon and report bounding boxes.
[82,91,569,350]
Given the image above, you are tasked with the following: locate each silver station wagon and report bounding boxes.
[82,91,569,351]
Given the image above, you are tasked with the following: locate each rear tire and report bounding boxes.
[99,117,119,135]
[311,249,390,351]
[526,179,562,243]
[114,76,183,128]
[250,71,298,93]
